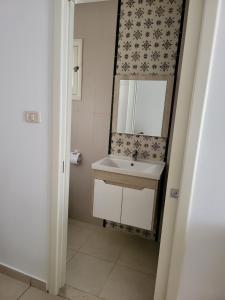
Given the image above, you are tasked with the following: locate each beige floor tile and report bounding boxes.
[0,264,6,272]
[66,253,113,296]
[0,273,29,300]
[67,221,93,250]
[67,248,77,263]
[79,228,130,262]
[68,219,99,231]
[100,265,155,300]
[20,287,64,300]
[117,236,159,276]
[60,285,100,300]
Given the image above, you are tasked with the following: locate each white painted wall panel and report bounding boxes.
[177,2,225,298]
[0,0,53,281]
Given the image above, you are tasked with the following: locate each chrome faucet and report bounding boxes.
[132,150,138,161]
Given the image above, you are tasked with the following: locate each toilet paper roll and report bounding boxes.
[70,151,81,165]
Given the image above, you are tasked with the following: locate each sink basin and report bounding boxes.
[92,156,165,180]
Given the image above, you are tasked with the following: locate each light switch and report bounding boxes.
[24,111,42,123]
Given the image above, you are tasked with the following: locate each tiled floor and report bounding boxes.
[0,219,159,300]
[63,219,159,300]
[0,273,63,300]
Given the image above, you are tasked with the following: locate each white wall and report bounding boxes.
[176,1,225,299]
[0,0,53,281]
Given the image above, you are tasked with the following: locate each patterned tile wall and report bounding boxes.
[117,0,183,75]
[106,220,155,240]
[111,132,166,161]
[110,0,183,162]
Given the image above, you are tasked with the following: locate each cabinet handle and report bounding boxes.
[103,180,144,190]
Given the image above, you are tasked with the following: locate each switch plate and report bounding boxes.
[24,111,41,123]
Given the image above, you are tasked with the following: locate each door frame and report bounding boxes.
[48,0,75,295]
[49,0,221,297]
[155,0,221,299]
[165,1,221,298]
[154,1,204,299]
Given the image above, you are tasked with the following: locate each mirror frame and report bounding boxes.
[112,74,174,138]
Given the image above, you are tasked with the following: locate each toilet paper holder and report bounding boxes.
[70,149,81,165]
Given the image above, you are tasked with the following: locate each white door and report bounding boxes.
[49,0,75,295]
[121,187,155,230]
[154,1,204,299]
[93,179,122,223]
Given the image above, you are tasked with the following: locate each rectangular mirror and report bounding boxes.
[112,75,173,137]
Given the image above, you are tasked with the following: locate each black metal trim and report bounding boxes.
[108,0,122,155]
[164,0,187,163]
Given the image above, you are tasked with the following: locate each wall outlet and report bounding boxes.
[24,111,42,123]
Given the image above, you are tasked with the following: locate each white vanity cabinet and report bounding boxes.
[93,179,122,223]
[92,172,158,231]
[121,187,155,230]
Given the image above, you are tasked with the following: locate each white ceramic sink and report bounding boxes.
[92,155,165,180]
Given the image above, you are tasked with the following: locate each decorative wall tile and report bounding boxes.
[106,220,155,240]
[116,0,183,75]
[110,0,183,162]
[111,133,166,161]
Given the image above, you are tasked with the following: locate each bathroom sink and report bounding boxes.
[92,156,165,180]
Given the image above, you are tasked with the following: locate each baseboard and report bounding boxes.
[0,264,46,291]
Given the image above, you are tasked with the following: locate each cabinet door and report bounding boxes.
[121,187,155,230]
[93,179,122,223]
